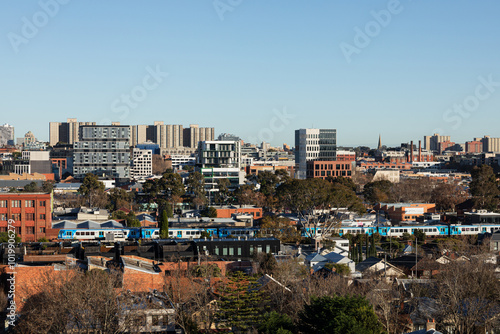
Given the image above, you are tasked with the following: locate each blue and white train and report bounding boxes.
[302,223,500,238]
[58,226,260,241]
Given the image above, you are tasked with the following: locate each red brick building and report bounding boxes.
[0,193,53,242]
[465,140,482,153]
[215,206,263,219]
[306,161,353,179]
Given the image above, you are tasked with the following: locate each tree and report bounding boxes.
[186,171,207,209]
[277,178,365,238]
[413,229,426,243]
[215,271,268,332]
[433,258,500,334]
[253,252,278,275]
[0,232,20,243]
[41,181,54,193]
[363,180,392,204]
[470,165,500,211]
[216,178,231,205]
[13,269,140,333]
[298,295,384,334]
[78,173,105,207]
[328,176,357,192]
[260,216,301,244]
[159,209,169,239]
[259,311,296,334]
[23,182,40,192]
[125,211,141,227]
[201,206,217,218]
[152,154,169,175]
[108,188,133,212]
[431,180,468,212]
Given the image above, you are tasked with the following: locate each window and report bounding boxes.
[26,227,35,234]
[16,227,21,234]
[39,201,46,207]
[0,214,6,221]
[11,214,21,221]
[25,200,34,207]
[39,214,46,220]
[0,200,7,208]
[39,227,46,233]
[12,200,21,208]
[25,213,35,221]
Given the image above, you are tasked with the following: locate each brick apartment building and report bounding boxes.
[0,193,53,242]
[306,160,353,179]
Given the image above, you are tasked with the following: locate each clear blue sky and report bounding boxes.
[1,0,500,148]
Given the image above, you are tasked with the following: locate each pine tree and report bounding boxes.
[159,209,169,239]
[370,233,377,257]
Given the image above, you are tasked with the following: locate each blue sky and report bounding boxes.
[1,0,500,148]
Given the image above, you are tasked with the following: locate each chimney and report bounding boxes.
[426,319,435,331]
[410,141,414,162]
[418,140,422,162]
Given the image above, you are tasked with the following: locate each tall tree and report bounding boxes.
[431,180,468,212]
[159,208,169,239]
[470,165,500,211]
[185,171,207,210]
[363,180,392,204]
[216,178,231,206]
[78,173,105,207]
[299,295,384,334]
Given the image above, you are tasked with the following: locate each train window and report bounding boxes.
[169,231,173,235]
[76,232,80,235]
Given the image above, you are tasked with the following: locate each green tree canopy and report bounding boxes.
[470,165,500,211]
[363,180,392,204]
[78,173,105,207]
[24,181,40,192]
[299,295,384,334]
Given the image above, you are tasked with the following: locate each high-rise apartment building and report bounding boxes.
[49,118,96,146]
[130,122,209,149]
[184,124,215,148]
[73,125,130,180]
[423,133,451,152]
[295,128,337,179]
[130,148,152,179]
[0,124,14,147]
[481,136,500,153]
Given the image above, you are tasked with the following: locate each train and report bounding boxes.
[304,223,500,238]
[57,226,260,241]
[57,222,500,241]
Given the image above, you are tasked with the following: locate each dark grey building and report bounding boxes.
[73,125,130,180]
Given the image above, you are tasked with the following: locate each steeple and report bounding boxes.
[377,134,382,150]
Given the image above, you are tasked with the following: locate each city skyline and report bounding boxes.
[2,1,500,147]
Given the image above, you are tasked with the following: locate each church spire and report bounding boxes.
[377,134,382,150]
